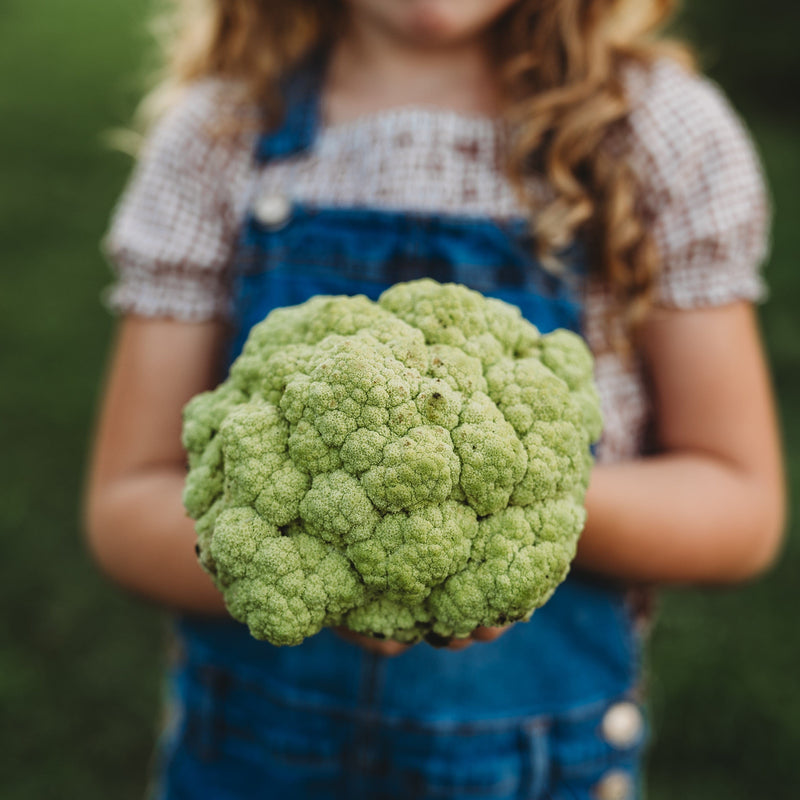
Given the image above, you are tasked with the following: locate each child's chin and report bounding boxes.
[406,10,451,38]
[402,5,472,45]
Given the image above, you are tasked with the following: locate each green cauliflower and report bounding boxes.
[182,279,602,646]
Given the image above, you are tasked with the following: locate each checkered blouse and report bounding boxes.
[102,57,771,463]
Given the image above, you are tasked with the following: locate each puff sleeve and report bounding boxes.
[101,79,256,321]
[622,58,772,308]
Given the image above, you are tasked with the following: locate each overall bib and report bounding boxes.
[153,60,646,800]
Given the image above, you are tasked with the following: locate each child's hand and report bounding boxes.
[333,625,510,656]
[333,627,412,657]
[427,626,510,651]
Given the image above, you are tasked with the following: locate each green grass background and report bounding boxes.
[1,1,797,797]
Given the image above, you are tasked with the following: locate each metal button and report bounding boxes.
[594,769,633,800]
[253,192,292,229]
[601,701,643,749]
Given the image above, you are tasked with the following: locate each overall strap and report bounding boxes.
[253,49,327,164]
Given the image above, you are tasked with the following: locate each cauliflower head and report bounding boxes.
[182,279,602,646]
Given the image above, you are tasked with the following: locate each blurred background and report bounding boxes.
[1,1,797,797]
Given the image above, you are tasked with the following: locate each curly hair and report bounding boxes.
[136,0,696,347]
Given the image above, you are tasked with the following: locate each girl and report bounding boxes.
[84,1,785,797]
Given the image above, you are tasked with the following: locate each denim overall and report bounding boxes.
[153,60,646,800]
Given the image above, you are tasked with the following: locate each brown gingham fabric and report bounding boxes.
[102,57,771,463]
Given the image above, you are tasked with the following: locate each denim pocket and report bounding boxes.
[367,717,550,800]
[157,663,348,800]
[190,664,342,758]
[161,659,562,800]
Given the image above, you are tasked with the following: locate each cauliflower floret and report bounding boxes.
[183,279,602,646]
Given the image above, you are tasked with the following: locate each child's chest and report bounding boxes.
[247,107,541,219]
[227,109,586,363]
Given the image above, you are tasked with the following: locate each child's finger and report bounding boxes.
[470,625,509,642]
[444,637,474,651]
[332,626,411,657]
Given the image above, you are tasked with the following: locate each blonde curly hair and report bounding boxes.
[137,0,696,347]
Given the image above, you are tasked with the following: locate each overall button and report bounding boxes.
[253,193,292,229]
[601,701,643,749]
[594,769,633,800]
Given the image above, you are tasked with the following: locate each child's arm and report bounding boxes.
[84,315,230,613]
[576,300,785,584]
